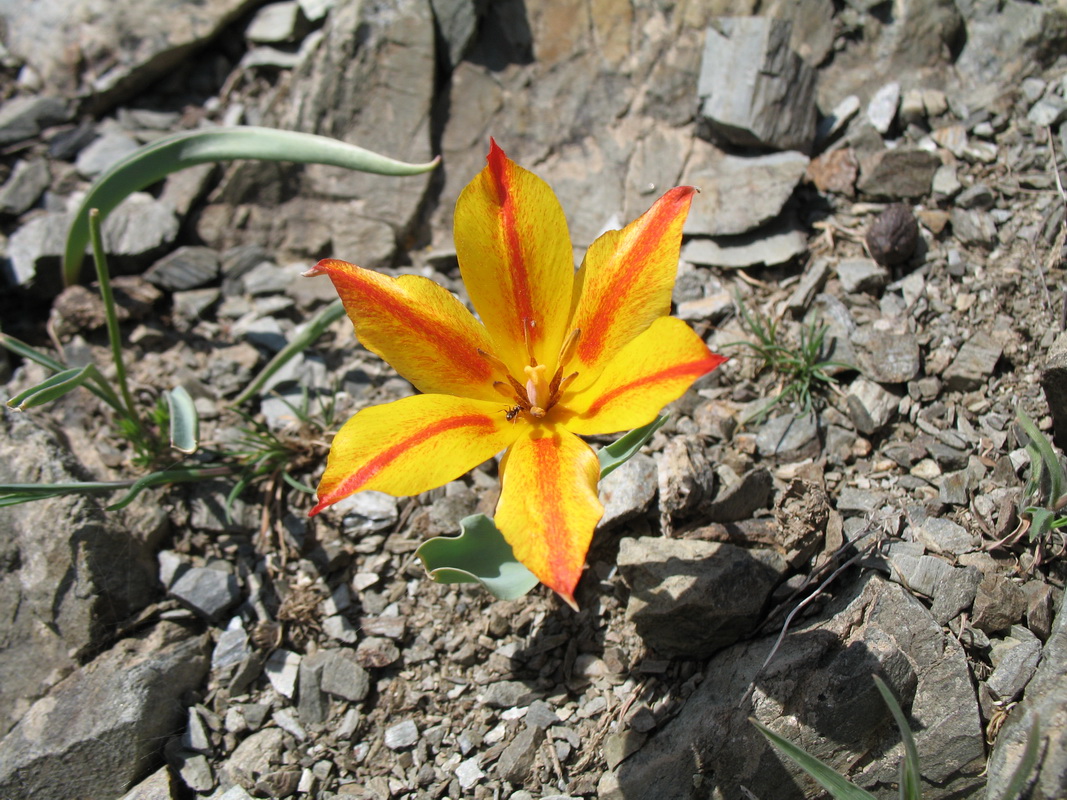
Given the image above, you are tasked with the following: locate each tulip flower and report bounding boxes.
[306,141,726,607]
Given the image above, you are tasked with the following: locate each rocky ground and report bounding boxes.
[2,1,1067,799]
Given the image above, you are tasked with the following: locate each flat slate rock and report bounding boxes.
[681,215,808,269]
[696,16,817,153]
[682,149,809,237]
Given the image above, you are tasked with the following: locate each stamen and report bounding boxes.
[558,328,581,368]
[556,371,579,395]
[492,380,513,399]
[522,317,538,366]
[506,374,531,405]
[477,348,511,376]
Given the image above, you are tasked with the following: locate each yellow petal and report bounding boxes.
[306,259,500,402]
[310,394,522,514]
[562,316,727,435]
[454,141,575,377]
[568,186,695,386]
[495,424,603,607]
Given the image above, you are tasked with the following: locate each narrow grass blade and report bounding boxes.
[416,514,540,600]
[7,364,95,409]
[998,716,1042,800]
[0,481,127,506]
[752,719,878,800]
[230,299,346,406]
[0,333,68,373]
[105,464,234,510]
[87,207,138,417]
[873,676,922,800]
[64,128,441,285]
[598,414,668,478]
[166,386,199,454]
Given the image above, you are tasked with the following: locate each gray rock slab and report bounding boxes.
[102,193,181,267]
[846,376,899,435]
[0,407,156,738]
[682,150,809,237]
[273,0,435,240]
[985,631,1042,703]
[598,453,657,529]
[319,650,369,702]
[912,517,980,556]
[617,537,786,657]
[75,130,140,179]
[851,323,921,383]
[264,649,301,699]
[656,436,712,520]
[5,211,72,294]
[479,680,540,709]
[603,575,983,800]
[857,148,942,200]
[756,412,821,461]
[245,1,309,43]
[297,652,329,726]
[972,573,1027,634]
[0,624,208,800]
[1042,330,1067,449]
[837,258,888,295]
[496,726,545,783]
[0,95,70,146]
[383,720,419,750]
[429,0,483,68]
[943,333,1003,392]
[929,565,982,625]
[867,81,900,133]
[697,17,817,152]
[169,567,241,621]
[1,0,263,112]
[985,589,1067,800]
[785,256,831,314]
[951,208,997,247]
[0,159,50,216]
[336,491,399,534]
[144,246,221,291]
[681,215,808,269]
[703,467,773,523]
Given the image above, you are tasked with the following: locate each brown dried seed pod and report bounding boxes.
[866,203,919,267]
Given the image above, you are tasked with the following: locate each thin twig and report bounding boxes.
[738,537,883,710]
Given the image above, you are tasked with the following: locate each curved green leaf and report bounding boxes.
[166,386,199,454]
[64,127,440,285]
[416,514,539,600]
[752,719,878,800]
[598,413,668,478]
[7,364,96,410]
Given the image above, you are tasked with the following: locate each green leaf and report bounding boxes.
[1018,410,1065,506]
[597,413,668,478]
[64,127,440,285]
[873,676,922,800]
[416,514,540,600]
[166,386,199,454]
[998,716,1042,800]
[752,719,879,800]
[6,364,95,410]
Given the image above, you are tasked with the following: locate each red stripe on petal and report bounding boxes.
[577,187,695,365]
[329,267,493,385]
[583,354,727,417]
[486,141,538,341]
[310,413,496,514]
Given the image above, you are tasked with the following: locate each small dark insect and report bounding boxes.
[505,405,523,422]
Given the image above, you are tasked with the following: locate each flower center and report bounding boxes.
[478,322,581,422]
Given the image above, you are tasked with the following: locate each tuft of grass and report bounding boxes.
[726,295,849,423]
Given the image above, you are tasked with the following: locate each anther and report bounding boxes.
[558,328,581,368]
[477,348,511,376]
